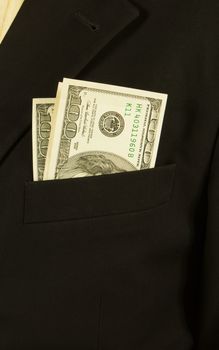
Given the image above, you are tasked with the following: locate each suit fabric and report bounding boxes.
[0,0,218,349]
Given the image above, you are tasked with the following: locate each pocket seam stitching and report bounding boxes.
[23,163,176,224]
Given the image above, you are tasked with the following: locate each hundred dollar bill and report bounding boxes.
[46,78,168,180]
[43,82,63,180]
[32,98,55,181]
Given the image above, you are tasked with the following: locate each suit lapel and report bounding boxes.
[0,0,139,164]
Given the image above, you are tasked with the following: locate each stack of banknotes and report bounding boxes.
[32,78,168,181]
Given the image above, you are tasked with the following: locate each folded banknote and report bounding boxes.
[32,79,168,181]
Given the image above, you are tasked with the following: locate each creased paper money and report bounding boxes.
[43,78,168,180]
[32,98,55,181]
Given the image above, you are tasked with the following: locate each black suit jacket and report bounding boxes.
[0,0,218,349]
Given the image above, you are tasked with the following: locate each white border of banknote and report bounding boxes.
[43,83,63,180]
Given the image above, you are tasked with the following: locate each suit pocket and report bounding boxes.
[23,163,176,224]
